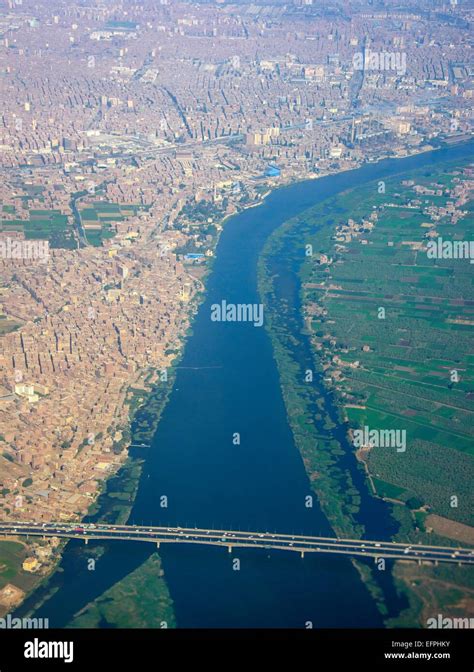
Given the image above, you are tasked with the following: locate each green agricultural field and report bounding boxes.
[0,198,146,249]
[0,541,26,589]
[0,540,41,601]
[260,155,473,532]
[79,202,143,247]
[258,155,473,626]
[0,207,75,249]
[299,158,474,525]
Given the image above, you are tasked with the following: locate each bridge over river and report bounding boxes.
[1,522,473,565]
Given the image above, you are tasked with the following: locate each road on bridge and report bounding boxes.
[0,522,473,565]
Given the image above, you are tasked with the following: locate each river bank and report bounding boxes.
[258,146,474,625]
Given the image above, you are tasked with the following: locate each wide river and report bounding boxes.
[26,140,473,628]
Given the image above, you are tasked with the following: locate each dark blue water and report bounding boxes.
[28,141,474,628]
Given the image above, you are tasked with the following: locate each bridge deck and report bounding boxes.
[0,522,473,565]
